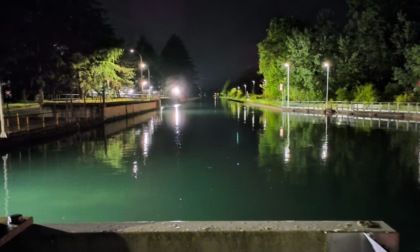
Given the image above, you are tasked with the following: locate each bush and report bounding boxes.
[235,90,243,99]
[335,87,352,101]
[353,84,378,102]
[228,88,237,98]
[395,92,418,102]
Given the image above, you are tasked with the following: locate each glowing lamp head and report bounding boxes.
[172,86,181,96]
[130,49,135,53]
[284,63,289,68]
[323,62,330,68]
[141,63,147,69]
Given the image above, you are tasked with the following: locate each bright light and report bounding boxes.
[141,63,147,69]
[324,62,330,68]
[284,146,290,163]
[130,49,135,53]
[321,142,328,160]
[284,63,289,68]
[128,88,134,94]
[172,86,181,96]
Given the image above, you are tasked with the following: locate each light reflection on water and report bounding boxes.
[1,100,420,251]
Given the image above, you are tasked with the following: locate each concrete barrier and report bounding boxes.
[2,221,398,252]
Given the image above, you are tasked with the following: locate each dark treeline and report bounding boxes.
[225,0,420,102]
[0,0,198,101]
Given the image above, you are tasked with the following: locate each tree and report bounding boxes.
[286,29,323,100]
[344,0,399,92]
[71,49,135,100]
[161,34,198,97]
[134,36,162,89]
[257,18,305,100]
[0,0,121,100]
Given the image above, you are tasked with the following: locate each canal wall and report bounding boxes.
[0,100,160,152]
[2,221,398,252]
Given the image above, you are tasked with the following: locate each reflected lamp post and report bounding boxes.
[321,116,328,160]
[130,49,143,90]
[284,113,290,163]
[323,62,330,109]
[284,63,290,107]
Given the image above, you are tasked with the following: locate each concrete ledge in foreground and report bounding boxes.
[2,221,399,252]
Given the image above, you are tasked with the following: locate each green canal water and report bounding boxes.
[1,99,420,251]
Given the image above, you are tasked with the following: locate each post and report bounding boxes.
[26,116,29,131]
[324,63,330,109]
[56,113,59,127]
[16,113,20,131]
[0,84,6,138]
[42,115,45,128]
[284,63,290,107]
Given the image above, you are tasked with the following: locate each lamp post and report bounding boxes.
[323,62,330,109]
[252,80,255,94]
[141,63,151,89]
[243,84,247,97]
[130,49,143,90]
[284,63,290,107]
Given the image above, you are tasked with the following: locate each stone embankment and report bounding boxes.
[0,100,160,152]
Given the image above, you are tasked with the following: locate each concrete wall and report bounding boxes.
[2,221,398,252]
[104,101,158,121]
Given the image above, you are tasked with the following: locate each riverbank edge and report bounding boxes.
[0,100,160,152]
[225,97,420,121]
[2,220,398,252]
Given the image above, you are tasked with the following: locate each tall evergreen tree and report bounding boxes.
[161,34,198,96]
[134,36,161,89]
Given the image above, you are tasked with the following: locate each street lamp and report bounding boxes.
[252,80,255,94]
[323,62,330,109]
[284,63,290,107]
[243,84,247,96]
[130,49,143,90]
[141,63,151,90]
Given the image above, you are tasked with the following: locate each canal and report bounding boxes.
[1,99,420,251]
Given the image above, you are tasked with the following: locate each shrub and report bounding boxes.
[353,84,378,102]
[228,88,237,98]
[335,87,352,101]
[235,90,243,99]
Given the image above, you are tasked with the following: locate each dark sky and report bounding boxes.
[99,0,348,89]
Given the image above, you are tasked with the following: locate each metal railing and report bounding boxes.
[284,101,420,113]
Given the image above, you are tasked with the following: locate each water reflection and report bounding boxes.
[132,160,138,179]
[284,113,290,163]
[243,106,247,124]
[2,154,8,216]
[321,116,328,161]
[173,104,183,150]
[88,112,161,172]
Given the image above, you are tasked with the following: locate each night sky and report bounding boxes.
[99,0,348,89]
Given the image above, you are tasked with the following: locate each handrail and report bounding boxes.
[282,101,420,113]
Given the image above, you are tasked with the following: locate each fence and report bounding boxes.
[285,101,420,113]
[2,108,101,135]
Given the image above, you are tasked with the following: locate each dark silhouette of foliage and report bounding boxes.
[161,34,198,97]
[0,0,121,100]
[134,36,162,90]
